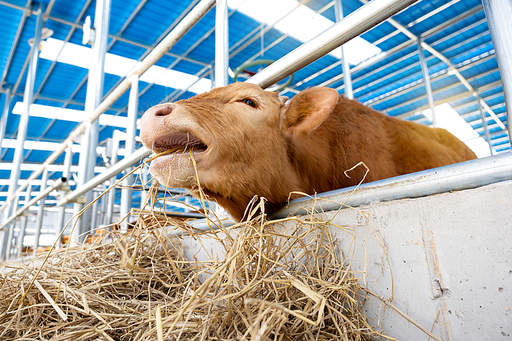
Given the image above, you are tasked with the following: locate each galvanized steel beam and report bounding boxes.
[1,4,43,260]
[334,0,353,99]
[120,76,139,231]
[417,38,437,126]
[73,0,110,242]
[215,0,229,88]
[0,88,11,153]
[272,152,512,220]
[482,0,512,143]
[16,184,31,254]
[247,0,420,89]
[33,168,49,254]
[55,143,73,248]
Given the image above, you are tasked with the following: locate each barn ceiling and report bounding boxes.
[0,0,509,210]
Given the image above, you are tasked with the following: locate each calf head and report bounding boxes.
[139,82,339,221]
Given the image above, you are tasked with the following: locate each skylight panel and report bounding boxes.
[231,0,296,26]
[40,38,211,93]
[423,103,491,158]
[12,102,138,129]
[228,0,381,66]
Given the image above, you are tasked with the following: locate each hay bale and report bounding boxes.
[0,210,388,340]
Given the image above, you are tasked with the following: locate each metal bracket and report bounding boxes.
[82,16,96,45]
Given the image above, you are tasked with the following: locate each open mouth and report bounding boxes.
[152,132,208,154]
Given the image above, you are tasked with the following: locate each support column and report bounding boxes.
[16,185,31,255]
[476,93,494,156]
[215,0,229,87]
[73,0,111,242]
[33,168,49,255]
[475,0,511,139]
[0,88,12,153]
[1,4,43,260]
[212,0,229,218]
[55,144,73,248]
[140,165,148,210]
[417,38,437,127]
[120,76,139,232]
[105,130,121,226]
[334,0,353,99]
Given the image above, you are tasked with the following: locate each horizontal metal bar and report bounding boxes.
[0,177,66,230]
[271,153,512,219]
[247,0,419,89]
[58,147,152,206]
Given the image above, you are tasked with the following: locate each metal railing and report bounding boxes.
[0,0,216,258]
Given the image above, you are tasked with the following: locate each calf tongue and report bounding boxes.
[153,132,206,153]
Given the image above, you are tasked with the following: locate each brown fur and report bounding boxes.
[140,83,476,221]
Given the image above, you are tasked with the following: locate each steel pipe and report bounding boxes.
[55,144,73,248]
[247,0,419,89]
[215,0,229,87]
[271,152,512,219]
[1,5,43,260]
[16,185,31,254]
[482,0,512,142]
[0,88,11,152]
[0,178,66,230]
[334,0,353,99]
[105,131,123,225]
[120,76,139,231]
[477,97,494,156]
[417,38,437,126]
[33,168,49,254]
[0,0,216,216]
[74,0,110,241]
[58,147,152,207]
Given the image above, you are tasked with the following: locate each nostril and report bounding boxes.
[154,104,173,117]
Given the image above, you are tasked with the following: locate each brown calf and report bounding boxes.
[139,83,476,221]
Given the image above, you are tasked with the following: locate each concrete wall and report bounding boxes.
[180,180,512,340]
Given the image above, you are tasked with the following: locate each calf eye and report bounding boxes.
[241,98,256,108]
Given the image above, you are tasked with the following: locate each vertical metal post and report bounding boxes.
[140,165,149,210]
[55,144,73,248]
[215,0,229,87]
[100,185,109,225]
[90,191,99,233]
[1,4,43,260]
[0,88,12,152]
[74,0,111,242]
[212,0,230,217]
[334,0,353,99]
[7,194,20,258]
[120,75,139,231]
[105,131,121,226]
[33,168,49,255]
[482,0,512,141]
[476,93,494,156]
[16,185,31,254]
[417,38,437,127]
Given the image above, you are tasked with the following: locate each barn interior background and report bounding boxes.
[0,0,510,258]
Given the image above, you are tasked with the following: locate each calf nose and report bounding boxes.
[140,104,174,144]
[140,104,173,128]
[150,103,174,117]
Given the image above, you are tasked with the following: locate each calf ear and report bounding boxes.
[282,87,339,137]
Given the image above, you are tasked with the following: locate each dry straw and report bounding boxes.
[0,200,395,340]
[0,151,441,340]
